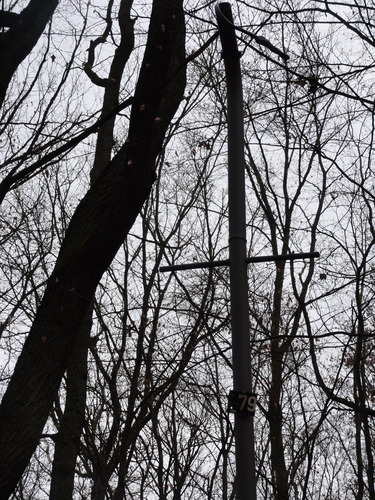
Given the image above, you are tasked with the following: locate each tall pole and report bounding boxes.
[215,3,257,500]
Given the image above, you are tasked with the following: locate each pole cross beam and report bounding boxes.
[159,251,319,273]
[160,4,319,499]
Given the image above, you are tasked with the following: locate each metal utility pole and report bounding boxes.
[160,4,318,498]
[215,3,256,499]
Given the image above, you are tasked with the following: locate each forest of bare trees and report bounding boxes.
[0,0,374,499]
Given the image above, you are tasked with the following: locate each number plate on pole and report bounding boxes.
[228,390,257,415]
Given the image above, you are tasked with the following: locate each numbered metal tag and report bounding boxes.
[228,390,257,415]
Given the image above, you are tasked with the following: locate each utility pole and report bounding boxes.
[215,3,256,499]
[160,4,318,498]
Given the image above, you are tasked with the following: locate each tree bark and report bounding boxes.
[0,0,185,496]
[49,2,135,496]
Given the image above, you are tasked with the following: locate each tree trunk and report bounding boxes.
[49,307,91,500]
[0,0,185,496]
[90,0,135,184]
[268,262,289,500]
[49,2,135,496]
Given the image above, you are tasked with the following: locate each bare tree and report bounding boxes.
[0,0,186,496]
[1,0,375,498]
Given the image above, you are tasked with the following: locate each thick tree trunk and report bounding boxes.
[0,0,59,107]
[0,0,185,496]
[49,2,135,496]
